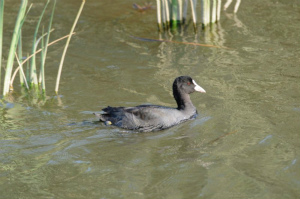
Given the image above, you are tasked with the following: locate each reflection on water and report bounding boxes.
[1,0,300,198]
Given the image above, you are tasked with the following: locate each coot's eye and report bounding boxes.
[187,82,191,85]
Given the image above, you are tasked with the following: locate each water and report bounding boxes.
[1,0,300,198]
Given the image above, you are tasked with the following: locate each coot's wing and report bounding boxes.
[120,105,180,132]
[124,105,169,120]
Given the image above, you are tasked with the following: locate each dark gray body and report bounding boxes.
[95,104,198,132]
[94,76,205,132]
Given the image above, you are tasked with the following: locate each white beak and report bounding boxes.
[193,80,206,93]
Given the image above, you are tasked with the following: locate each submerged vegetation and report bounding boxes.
[156,0,241,31]
[0,0,85,100]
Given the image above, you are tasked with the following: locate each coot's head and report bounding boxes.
[173,76,206,94]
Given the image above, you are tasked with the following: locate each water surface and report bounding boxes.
[1,0,300,198]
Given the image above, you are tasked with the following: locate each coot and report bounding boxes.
[94,76,206,132]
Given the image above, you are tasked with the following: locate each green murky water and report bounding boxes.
[1,0,300,198]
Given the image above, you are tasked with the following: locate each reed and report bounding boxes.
[10,31,51,92]
[37,0,55,93]
[18,30,24,86]
[190,0,197,30]
[203,0,211,28]
[171,0,179,29]
[156,0,163,31]
[2,0,27,96]
[40,27,45,92]
[217,0,221,21]
[55,0,85,94]
[1,0,84,99]
[40,0,56,94]
[162,0,170,29]
[0,0,3,87]
[224,0,241,13]
[178,0,183,24]
[10,32,74,90]
[156,0,239,31]
[29,0,49,88]
[156,0,198,31]
[211,0,217,23]
[14,52,29,90]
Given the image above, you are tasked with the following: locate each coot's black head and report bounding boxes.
[173,76,206,95]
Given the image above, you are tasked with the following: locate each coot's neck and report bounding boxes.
[173,86,196,111]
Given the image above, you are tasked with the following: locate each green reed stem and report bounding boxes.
[10,30,53,88]
[3,0,27,96]
[163,0,170,29]
[29,0,49,88]
[40,27,45,92]
[18,30,24,86]
[39,0,56,93]
[0,0,4,87]
[14,52,28,90]
[11,32,74,81]
[55,0,85,94]
[171,0,178,29]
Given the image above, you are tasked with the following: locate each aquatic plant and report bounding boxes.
[2,0,28,96]
[55,0,85,94]
[156,0,241,31]
[0,0,3,86]
[29,0,50,89]
[224,0,241,13]
[0,0,85,98]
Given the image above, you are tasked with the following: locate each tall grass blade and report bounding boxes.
[26,52,29,82]
[12,52,28,90]
[234,0,241,13]
[206,0,210,25]
[39,0,56,91]
[12,32,74,72]
[18,30,24,85]
[0,0,4,89]
[29,0,49,88]
[201,0,210,28]
[224,0,232,11]
[217,0,221,21]
[163,0,170,29]
[211,0,217,23]
[39,27,44,84]
[156,0,163,31]
[40,27,45,92]
[178,0,183,23]
[55,0,85,94]
[190,0,197,30]
[3,0,27,96]
[11,30,54,88]
[171,0,178,29]
[161,0,166,28]
[16,3,33,86]
[183,0,188,23]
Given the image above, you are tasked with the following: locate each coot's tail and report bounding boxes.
[93,112,106,122]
